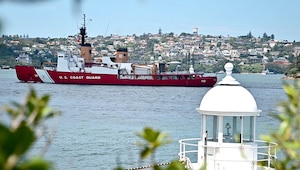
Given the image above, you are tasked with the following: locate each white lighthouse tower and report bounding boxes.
[178,63,277,170]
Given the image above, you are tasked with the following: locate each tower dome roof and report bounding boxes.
[197,63,261,116]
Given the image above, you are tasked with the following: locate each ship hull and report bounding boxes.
[15,65,43,83]
[15,65,217,87]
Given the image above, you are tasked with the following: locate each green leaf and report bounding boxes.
[18,157,52,170]
[137,127,171,161]
[138,127,159,143]
[165,161,187,170]
[1,87,60,170]
[0,124,14,161]
[141,147,152,159]
[13,123,35,156]
[260,82,300,169]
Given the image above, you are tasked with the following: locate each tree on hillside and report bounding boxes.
[179,32,193,37]
[158,28,162,36]
[0,43,15,58]
[266,63,289,74]
[147,38,159,51]
[270,34,275,40]
[286,55,300,77]
[247,31,253,39]
[262,32,269,41]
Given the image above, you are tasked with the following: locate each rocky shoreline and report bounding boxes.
[282,76,300,80]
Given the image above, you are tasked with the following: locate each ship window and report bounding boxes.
[161,76,168,80]
[170,76,178,80]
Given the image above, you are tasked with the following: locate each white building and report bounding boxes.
[16,53,32,64]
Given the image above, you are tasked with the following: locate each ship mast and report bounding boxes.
[80,14,87,45]
[79,14,92,62]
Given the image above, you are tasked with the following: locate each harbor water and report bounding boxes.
[0,69,289,170]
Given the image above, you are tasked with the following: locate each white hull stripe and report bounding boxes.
[35,69,55,83]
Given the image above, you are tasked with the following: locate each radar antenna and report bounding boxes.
[79,14,87,45]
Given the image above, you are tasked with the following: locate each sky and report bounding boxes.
[0,0,299,41]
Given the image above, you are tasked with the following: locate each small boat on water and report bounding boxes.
[261,63,274,75]
[1,65,11,69]
[15,15,217,87]
[261,69,274,75]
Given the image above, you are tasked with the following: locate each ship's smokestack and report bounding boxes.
[115,48,129,63]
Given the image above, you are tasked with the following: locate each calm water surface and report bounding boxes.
[0,70,289,170]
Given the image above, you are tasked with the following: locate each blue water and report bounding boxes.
[0,70,289,170]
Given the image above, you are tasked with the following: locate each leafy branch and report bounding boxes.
[115,127,187,170]
[0,88,60,170]
[261,81,300,170]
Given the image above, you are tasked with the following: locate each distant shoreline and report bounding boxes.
[282,76,300,80]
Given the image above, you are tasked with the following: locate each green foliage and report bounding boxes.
[0,43,15,58]
[210,60,242,73]
[241,63,263,73]
[153,161,187,170]
[0,88,60,170]
[136,127,171,160]
[261,81,300,170]
[286,68,298,78]
[116,127,186,170]
[262,32,274,41]
[286,55,300,78]
[266,63,289,74]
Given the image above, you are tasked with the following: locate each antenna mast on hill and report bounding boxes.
[105,22,110,37]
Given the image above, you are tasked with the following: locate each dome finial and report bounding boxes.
[218,63,240,85]
[225,63,233,76]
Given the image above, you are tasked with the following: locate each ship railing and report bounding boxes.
[178,138,277,169]
[163,71,205,75]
